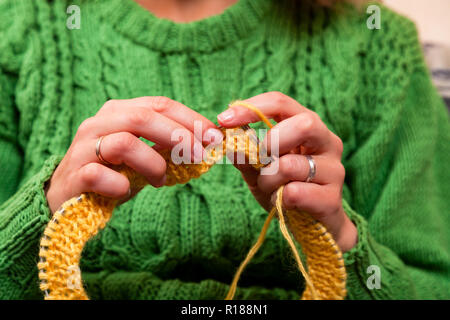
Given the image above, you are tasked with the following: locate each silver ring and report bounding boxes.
[95,136,111,165]
[305,155,316,183]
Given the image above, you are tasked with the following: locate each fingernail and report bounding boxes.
[192,143,204,163]
[270,192,277,205]
[217,109,235,123]
[204,128,224,146]
[155,175,166,187]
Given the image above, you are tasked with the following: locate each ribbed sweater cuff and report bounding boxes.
[341,199,379,299]
[0,154,63,277]
[341,199,415,300]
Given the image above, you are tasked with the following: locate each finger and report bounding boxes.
[234,162,274,212]
[97,97,223,146]
[93,132,167,187]
[262,112,340,156]
[257,154,344,194]
[273,181,344,234]
[75,162,131,199]
[78,107,205,162]
[217,91,309,127]
[235,162,260,187]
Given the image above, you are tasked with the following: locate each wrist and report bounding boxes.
[44,176,58,215]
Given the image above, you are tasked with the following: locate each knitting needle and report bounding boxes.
[216,124,275,167]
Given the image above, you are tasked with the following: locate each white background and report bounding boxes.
[384,0,450,46]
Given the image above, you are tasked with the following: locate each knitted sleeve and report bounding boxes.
[0,0,62,299]
[338,9,450,299]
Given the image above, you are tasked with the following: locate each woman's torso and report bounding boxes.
[13,0,369,299]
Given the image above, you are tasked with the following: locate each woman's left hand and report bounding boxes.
[217,92,357,252]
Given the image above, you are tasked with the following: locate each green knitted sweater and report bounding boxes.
[0,0,449,300]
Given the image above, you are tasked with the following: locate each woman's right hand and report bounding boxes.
[45,96,223,214]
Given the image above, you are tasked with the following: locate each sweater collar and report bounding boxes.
[99,0,273,53]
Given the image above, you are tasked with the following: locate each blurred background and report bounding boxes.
[384,0,450,108]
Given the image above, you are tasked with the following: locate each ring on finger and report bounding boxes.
[95,135,112,165]
[305,155,316,183]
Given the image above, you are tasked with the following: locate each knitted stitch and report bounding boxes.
[0,0,449,299]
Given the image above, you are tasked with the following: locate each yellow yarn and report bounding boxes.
[275,186,319,300]
[38,102,346,300]
[224,206,277,300]
[224,102,345,300]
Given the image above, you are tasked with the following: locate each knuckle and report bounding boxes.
[110,132,137,155]
[151,96,173,113]
[101,99,118,112]
[300,112,318,131]
[335,162,346,182]
[279,156,300,177]
[283,183,300,206]
[77,117,96,136]
[334,134,344,155]
[128,108,153,127]
[293,113,316,136]
[327,191,342,213]
[80,164,102,187]
[267,91,288,105]
[67,144,84,164]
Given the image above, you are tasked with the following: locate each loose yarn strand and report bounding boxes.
[275,186,318,300]
[229,101,274,128]
[225,207,276,300]
[225,102,317,300]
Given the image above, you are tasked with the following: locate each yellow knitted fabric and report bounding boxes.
[38,105,346,300]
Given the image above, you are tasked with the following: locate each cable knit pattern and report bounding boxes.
[0,0,449,299]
